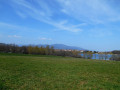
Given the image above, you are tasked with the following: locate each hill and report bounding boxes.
[37,44,86,50]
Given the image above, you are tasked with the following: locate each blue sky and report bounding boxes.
[0,0,120,51]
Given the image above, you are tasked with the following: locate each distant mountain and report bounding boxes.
[38,44,86,50]
[19,44,86,50]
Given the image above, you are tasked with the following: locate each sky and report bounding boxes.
[0,0,120,51]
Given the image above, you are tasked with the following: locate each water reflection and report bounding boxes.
[80,53,114,60]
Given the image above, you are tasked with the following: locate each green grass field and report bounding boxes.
[0,53,120,90]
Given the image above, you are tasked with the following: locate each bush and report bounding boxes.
[110,54,120,61]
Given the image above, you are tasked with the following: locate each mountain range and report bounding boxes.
[38,44,86,50]
[19,44,86,50]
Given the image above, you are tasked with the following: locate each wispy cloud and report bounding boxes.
[5,0,119,34]
[50,20,83,32]
[16,11,26,18]
[8,35,22,38]
[0,22,18,29]
[88,28,113,37]
[58,0,120,24]
[9,0,83,32]
[39,37,52,41]
[0,22,42,33]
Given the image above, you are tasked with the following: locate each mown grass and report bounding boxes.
[0,53,120,90]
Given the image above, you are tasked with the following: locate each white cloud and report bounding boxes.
[8,0,118,34]
[39,38,52,41]
[10,0,83,32]
[16,11,26,18]
[52,20,82,32]
[0,22,42,33]
[88,28,113,37]
[8,35,22,38]
[58,0,120,24]
[0,22,18,29]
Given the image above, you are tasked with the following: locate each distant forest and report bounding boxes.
[0,43,120,61]
[0,43,81,58]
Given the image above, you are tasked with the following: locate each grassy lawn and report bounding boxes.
[0,53,120,89]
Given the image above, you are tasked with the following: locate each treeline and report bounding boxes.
[0,43,81,58]
[104,50,120,61]
[81,51,93,59]
[112,50,120,54]
[110,54,120,61]
[54,50,81,58]
[80,51,120,61]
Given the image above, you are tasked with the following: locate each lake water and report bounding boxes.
[80,53,112,60]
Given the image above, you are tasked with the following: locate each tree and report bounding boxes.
[45,45,50,55]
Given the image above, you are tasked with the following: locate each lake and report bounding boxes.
[80,53,113,60]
